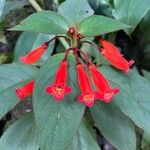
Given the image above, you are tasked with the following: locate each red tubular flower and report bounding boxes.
[15,80,35,101]
[88,64,119,103]
[76,64,103,107]
[46,61,72,101]
[99,39,134,74]
[20,43,49,64]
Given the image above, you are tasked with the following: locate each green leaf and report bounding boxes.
[58,0,94,26]
[9,11,69,35]
[90,102,136,150]
[0,0,29,21]
[0,113,39,150]
[33,53,85,150]
[67,121,100,150]
[14,32,55,64]
[100,66,150,143]
[112,0,150,34]
[0,0,5,18]
[88,0,112,16]
[142,70,150,81]
[78,15,131,37]
[133,10,150,71]
[0,63,37,119]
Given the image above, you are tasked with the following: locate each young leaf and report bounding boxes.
[14,32,55,64]
[58,0,94,26]
[67,121,100,150]
[100,66,150,143]
[90,102,136,150]
[78,15,131,37]
[0,113,39,150]
[9,11,69,35]
[0,63,37,119]
[33,53,85,150]
[112,0,150,34]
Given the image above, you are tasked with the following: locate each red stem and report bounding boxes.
[78,49,91,66]
[73,51,80,64]
[63,47,77,61]
[46,36,70,45]
[63,46,91,66]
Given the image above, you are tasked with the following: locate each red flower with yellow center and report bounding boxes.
[76,64,103,107]
[46,61,72,101]
[88,64,119,102]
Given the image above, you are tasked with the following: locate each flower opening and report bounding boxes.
[15,80,35,101]
[46,61,72,101]
[88,64,119,103]
[76,64,102,107]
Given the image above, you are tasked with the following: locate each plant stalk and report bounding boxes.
[28,0,42,11]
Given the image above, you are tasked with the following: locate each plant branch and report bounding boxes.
[58,36,70,49]
[28,0,43,12]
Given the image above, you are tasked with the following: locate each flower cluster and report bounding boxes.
[15,27,134,107]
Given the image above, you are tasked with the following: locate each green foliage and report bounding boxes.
[88,0,112,16]
[133,10,150,71]
[0,0,29,21]
[0,113,39,150]
[0,0,5,18]
[67,121,100,150]
[78,15,131,37]
[33,54,85,150]
[9,11,69,34]
[90,102,136,150]
[0,63,37,119]
[1,0,150,149]
[58,0,94,26]
[142,70,150,81]
[100,66,150,143]
[112,0,150,34]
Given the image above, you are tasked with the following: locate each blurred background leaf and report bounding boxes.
[0,0,5,18]
[0,113,39,150]
[0,0,29,22]
[112,0,150,35]
[58,0,94,26]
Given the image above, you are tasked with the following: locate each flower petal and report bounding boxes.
[76,64,93,93]
[100,39,134,74]
[46,85,72,101]
[15,80,35,100]
[20,43,48,64]
[88,64,119,102]
[78,93,95,107]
